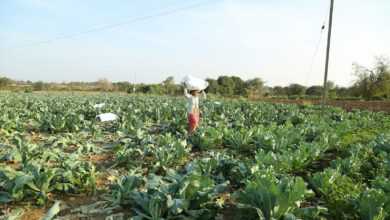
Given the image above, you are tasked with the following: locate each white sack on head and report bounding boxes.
[96,113,118,122]
[182,75,209,91]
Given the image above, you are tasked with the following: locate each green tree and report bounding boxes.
[163,76,175,85]
[0,76,12,89]
[113,82,131,92]
[140,84,152,93]
[326,81,336,90]
[96,78,113,91]
[217,76,235,96]
[231,76,246,95]
[372,58,390,98]
[33,81,46,91]
[334,86,350,98]
[272,86,287,96]
[126,84,137,94]
[206,78,219,94]
[306,86,323,96]
[351,57,390,99]
[215,76,247,96]
[287,84,306,96]
[162,76,178,95]
[245,78,265,98]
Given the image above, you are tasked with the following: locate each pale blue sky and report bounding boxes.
[1,0,389,86]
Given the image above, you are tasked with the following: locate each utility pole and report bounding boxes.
[322,0,334,107]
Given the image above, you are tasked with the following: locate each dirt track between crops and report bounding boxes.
[261,99,390,112]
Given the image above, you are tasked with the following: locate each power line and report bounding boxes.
[304,23,326,86]
[304,4,329,87]
[3,0,219,50]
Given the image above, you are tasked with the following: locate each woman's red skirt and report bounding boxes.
[188,112,200,132]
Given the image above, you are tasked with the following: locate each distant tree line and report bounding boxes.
[0,57,389,100]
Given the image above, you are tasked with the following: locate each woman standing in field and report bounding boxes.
[184,88,206,133]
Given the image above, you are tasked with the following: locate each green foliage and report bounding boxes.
[32,81,46,91]
[287,84,307,96]
[331,143,387,183]
[357,189,388,220]
[0,93,388,220]
[310,168,364,219]
[235,174,314,220]
[223,128,256,153]
[306,86,323,96]
[186,153,250,187]
[188,127,223,150]
[351,56,390,99]
[110,170,227,219]
[0,76,12,88]
[205,76,265,97]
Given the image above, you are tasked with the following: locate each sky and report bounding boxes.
[0,0,389,87]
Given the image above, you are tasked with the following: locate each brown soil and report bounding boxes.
[58,194,99,208]
[30,132,42,141]
[85,152,117,189]
[21,208,46,220]
[260,99,390,112]
[63,144,78,153]
[96,172,113,189]
[12,194,100,220]
[2,160,22,170]
[87,153,114,164]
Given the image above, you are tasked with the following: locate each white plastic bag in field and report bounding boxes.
[183,75,209,91]
[93,103,105,108]
[96,113,118,122]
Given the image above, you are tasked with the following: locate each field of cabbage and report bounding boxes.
[0,93,389,220]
